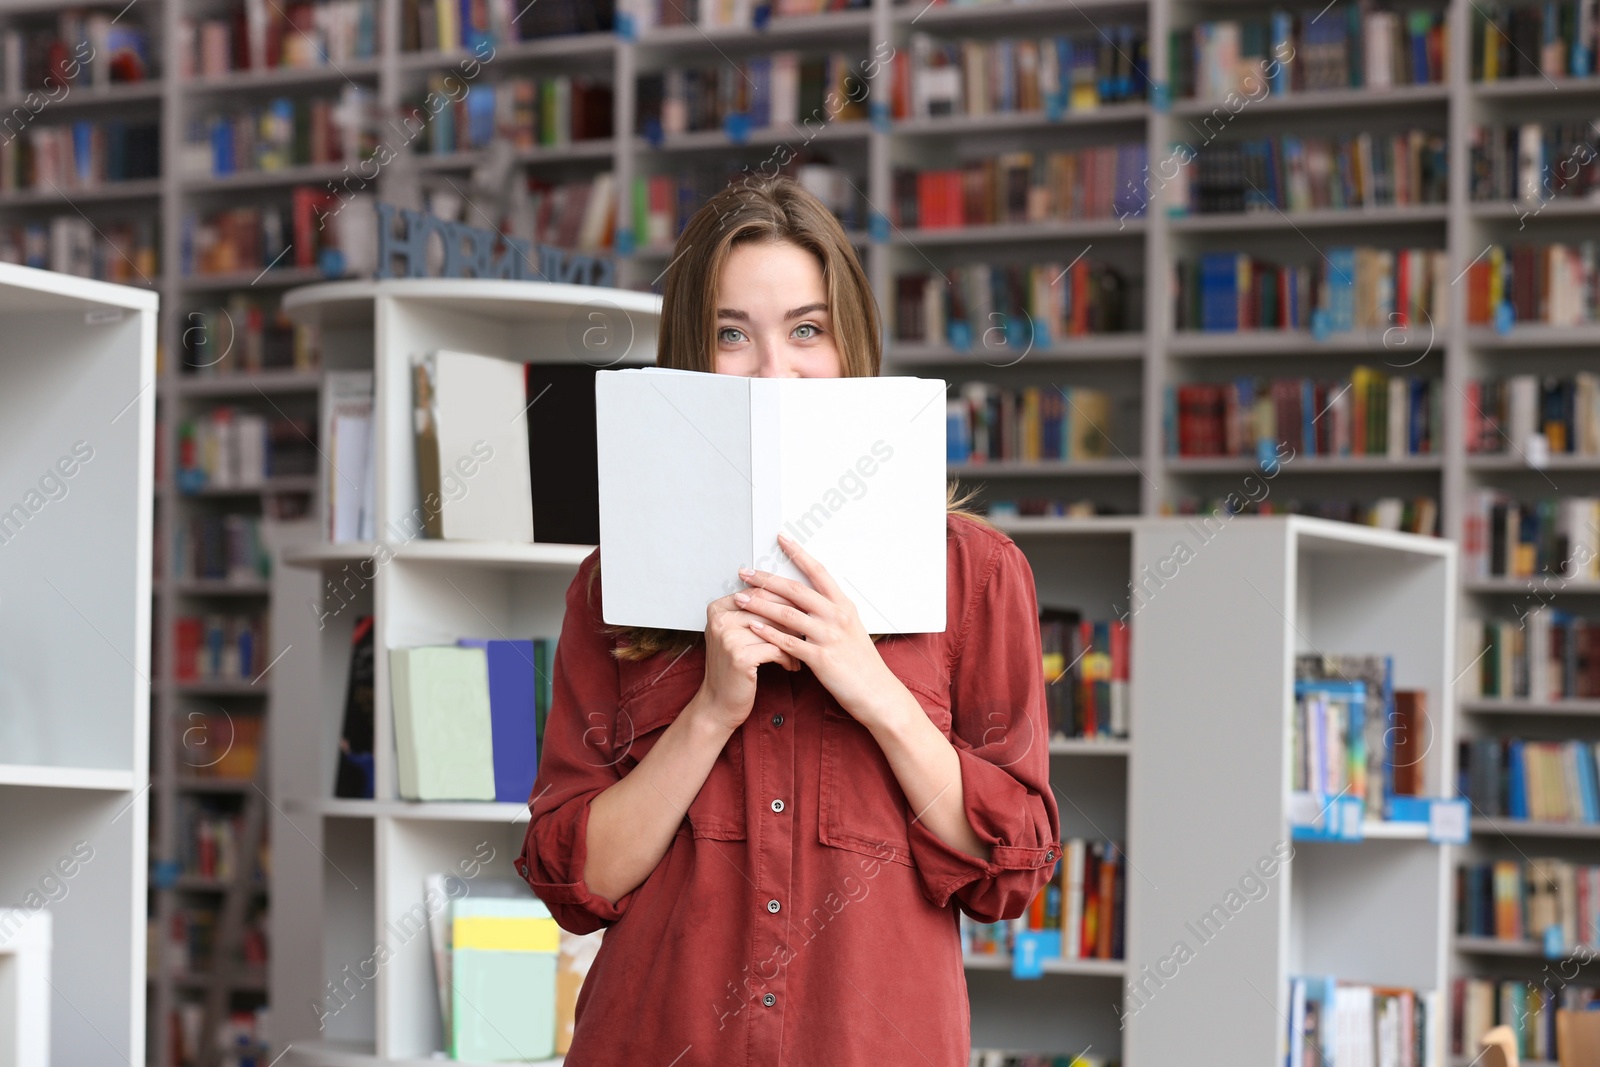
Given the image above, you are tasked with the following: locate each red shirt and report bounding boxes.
[516,514,1061,1066]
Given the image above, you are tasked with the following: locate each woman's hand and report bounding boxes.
[734,532,907,731]
[695,588,803,734]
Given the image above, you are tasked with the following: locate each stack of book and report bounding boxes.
[179,797,247,879]
[404,0,614,49]
[1463,243,1600,327]
[1296,653,1421,814]
[181,91,372,177]
[961,839,1126,962]
[388,639,555,802]
[179,0,378,75]
[1164,494,1441,536]
[179,709,262,781]
[523,174,616,251]
[172,613,269,683]
[892,26,1150,119]
[1167,369,1440,459]
[1457,856,1600,948]
[1452,979,1600,1060]
[1180,129,1448,215]
[0,216,156,283]
[1465,373,1600,456]
[1458,736,1600,823]
[167,903,218,974]
[174,514,269,583]
[1173,6,1447,99]
[176,407,318,490]
[1459,491,1600,580]
[896,260,1134,348]
[411,75,612,155]
[1470,122,1600,203]
[181,187,350,276]
[1472,1,1600,81]
[1457,611,1600,701]
[634,162,858,249]
[1173,247,1448,333]
[0,11,154,93]
[949,383,1115,466]
[182,295,322,376]
[636,0,862,32]
[0,119,161,192]
[891,148,1149,228]
[636,51,868,138]
[1040,610,1129,741]
[1285,977,1443,1066]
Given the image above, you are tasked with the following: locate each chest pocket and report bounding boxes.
[818,632,952,868]
[615,643,746,842]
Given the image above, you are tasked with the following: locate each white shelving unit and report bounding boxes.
[0,262,157,1066]
[268,278,659,1066]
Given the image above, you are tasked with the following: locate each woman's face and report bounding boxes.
[712,240,843,378]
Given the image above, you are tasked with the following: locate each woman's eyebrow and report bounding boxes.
[716,303,829,321]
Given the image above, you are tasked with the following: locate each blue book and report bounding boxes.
[747,55,772,128]
[457,638,539,804]
[467,83,495,148]
[1301,379,1316,454]
[1327,248,1357,333]
[1508,739,1528,820]
[1572,740,1600,823]
[1269,11,1293,94]
[1200,251,1240,331]
[211,117,234,177]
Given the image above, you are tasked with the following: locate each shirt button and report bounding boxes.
[771,713,784,727]
[763,993,776,1007]
[767,899,781,914]
[1045,848,1056,862]
[770,799,785,813]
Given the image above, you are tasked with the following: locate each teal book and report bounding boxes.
[389,645,495,801]
[451,897,559,1061]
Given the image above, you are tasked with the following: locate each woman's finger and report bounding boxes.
[775,532,845,601]
[734,590,818,640]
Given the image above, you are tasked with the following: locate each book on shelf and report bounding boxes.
[1457,609,1600,701]
[1470,122,1600,205]
[409,74,612,154]
[1457,855,1600,949]
[960,838,1125,963]
[635,50,866,140]
[321,370,374,543]
[0,11,154,96]
[634,0,862,32]
[595,369,947,633]
[180,709,263,781]
[402,0,614,52]
[181,295,321,377]
[633,162,856,249]
[411,350,534,542]
[1463,242,1600,328]
[0,119,160,192]
[388,638,555,801]
[895,24,1149,120]
[176,406,318,492]
[1473,0,1600,81]
[1040,609,1129,741]
[1163,494,1441,536]
[1173,6,1446,102]
[178,796,251,879]
[181,88,375,178]
[1168,368,1440,459]
[949,383,1116,465]
[173,613,268,683]
[1459,491,1600,580]
[1465,373,1600,458]
[1173,247,1448,334]
[1459,736,1600,823]
[983,498,1110,521]
[334,615,375,799]
[895,259,1135,347]
[1453,978,1600,1061]
[524,363,602,546]
[450,896,559,1060]
[1182,129,1447,215]
[1295,653,1415,816]
[891,147,1149,229]
[174,514,269,583]
[0,216,156,284]
[1287,976,1443,1067]
[180,0,377,77]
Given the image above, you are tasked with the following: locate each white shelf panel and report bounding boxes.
[963,953,1127,977]
[172,370,323,396]
[285,540,595,570]
[1167,329,1440,356]
[1048,738,1131,756]
[1172,83,1449,116]
[1461,698,1600,716]
[892,218,1145,244]
[1169,204,1448,232]
[988,515,1143,536]
[287,797,530,822]
[400,33,614,68]
[1166,454,1444,473]
[181,163,353,193]
[1470,817,1600,838]
[287,1038,562,1066]
[0,178,162,207]
[1464,453,1600,471]
[0,764,136,790]
[638,9,870,43]
[281,277,663,329]
[950,458,1144,478]
[894,102,1149,135]
[887,335,1145,364]
[184,59,383,92]
[1463,577,1600,594]
[892,0,1146,26]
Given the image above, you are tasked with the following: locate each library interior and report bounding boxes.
[3,0,1600,1064]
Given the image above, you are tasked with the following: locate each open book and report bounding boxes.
[595,368,947,634]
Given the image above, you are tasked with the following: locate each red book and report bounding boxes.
[1096,847,1117,958]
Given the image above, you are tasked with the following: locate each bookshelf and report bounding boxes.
[0,263,156,1066]
[267,278,659,1066]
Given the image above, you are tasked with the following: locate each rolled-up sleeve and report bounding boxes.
[905,535,1062,922]
[515,553,634,934]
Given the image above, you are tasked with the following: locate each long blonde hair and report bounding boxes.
[595,175,989,661]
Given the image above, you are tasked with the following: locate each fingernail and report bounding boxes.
[738,567,754,577]
[752,621,764,630]
[734,592,750,605]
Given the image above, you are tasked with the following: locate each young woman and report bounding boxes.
[516,175,1060,1065]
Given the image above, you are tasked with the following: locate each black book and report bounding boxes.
[334,615,375,799]
[525,362,603,545]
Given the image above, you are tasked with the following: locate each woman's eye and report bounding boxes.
[718,327,745,344]
[794,323,821,339]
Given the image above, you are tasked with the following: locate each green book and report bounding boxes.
[451,897,558,1062]
[389,646,495,801]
